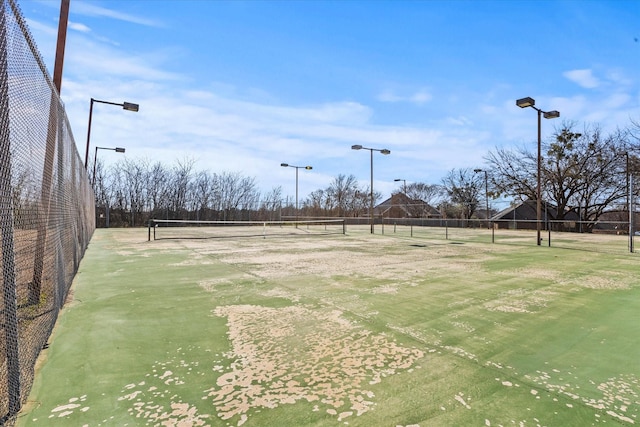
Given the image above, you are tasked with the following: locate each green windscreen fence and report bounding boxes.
[0,0,95,425]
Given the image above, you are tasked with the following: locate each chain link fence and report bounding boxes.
[1,1,95,425]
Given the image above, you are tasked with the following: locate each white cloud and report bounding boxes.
[563,69,600,89]
[410,90,432,105]
[377,88,432,105]
[72,3,164,28]
[65,35,183,81]
[68,21,91,33]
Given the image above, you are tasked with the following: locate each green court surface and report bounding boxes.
[17,227,640,426]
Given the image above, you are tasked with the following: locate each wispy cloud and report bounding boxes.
[64,35,183,81]
[68,21,90,33]
[72,3,164,28]
[563,69,600,89]
[377,88,432,105]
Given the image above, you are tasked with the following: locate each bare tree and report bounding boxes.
[259,186,283,220]
[215,171,259,220]
[305,189,328,216]
[441,168,482,219]
[169,158,195,218]
[146,161,170,219]
[190,170,216,220]
[394,182,443,217]
[487,123,628,226]
[326,174,361,216]
[119,158,148,226]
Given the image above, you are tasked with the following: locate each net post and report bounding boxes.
[148,219,152,241]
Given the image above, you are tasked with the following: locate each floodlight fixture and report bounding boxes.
[516,96,560,246]
[93,146,126,186]
[123,102,139,112]
[394,178,407,194]
[516,97,535,108]
[350,145,392,233]
[85,97,139,169]
[280,162,313,221]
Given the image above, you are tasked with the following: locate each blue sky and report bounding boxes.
[20,0,640,206]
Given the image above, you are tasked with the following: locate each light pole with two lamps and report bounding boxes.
[351,145,391,234]
[280,163,312,222]
[85,98,139,169]
[516,97,559,246]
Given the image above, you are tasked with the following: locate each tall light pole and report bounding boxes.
[516,97,559,246]
[85,98,139,169]
[394,178,407,194]
[352,145,391,233]
[93,147,125,186]
[280,163,312,221]
[626,153,635,253]
[473,168,489,228]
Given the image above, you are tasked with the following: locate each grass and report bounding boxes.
[17,226,640,426]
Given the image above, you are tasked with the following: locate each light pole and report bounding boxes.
[85,98,139,169]
[626,153,635,253]
[473,168,489,228]
[516,97,559,246]
[93,147,125,186]
[352,144,391,233]
[280,163,312,221]
[394,178,407,194]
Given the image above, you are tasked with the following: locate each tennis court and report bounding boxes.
[17,225,640,426]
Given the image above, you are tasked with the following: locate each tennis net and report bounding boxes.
[148,219,346,240]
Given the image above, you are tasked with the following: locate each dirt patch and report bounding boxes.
[207,304,425,424]
[484,288,556,314]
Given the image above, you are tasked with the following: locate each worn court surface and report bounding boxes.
[17,226,640,426]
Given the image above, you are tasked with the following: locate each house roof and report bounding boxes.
[375,193,440,216]
[491,199,579,221]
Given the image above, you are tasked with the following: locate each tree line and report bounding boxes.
[91,121,640,228]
